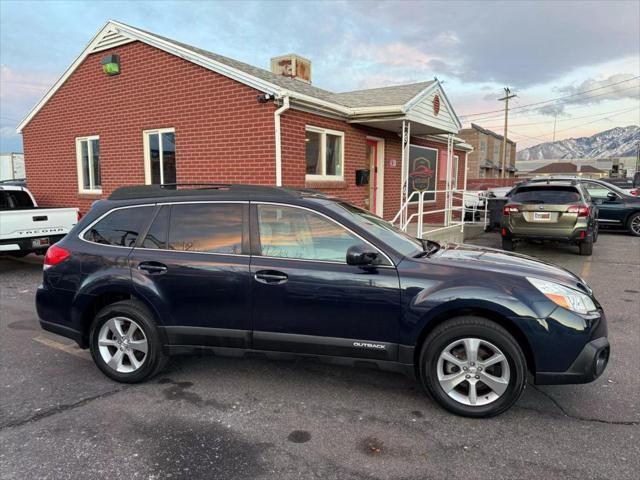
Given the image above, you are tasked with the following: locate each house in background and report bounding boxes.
[458,124,516,178]
[17,20,472,239]
[0,152,25,181]
[526,161,607,179]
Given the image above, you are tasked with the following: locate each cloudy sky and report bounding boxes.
[1,0,638,152]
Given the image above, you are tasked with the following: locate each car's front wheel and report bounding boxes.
[628,212,640,237]
[89,300,167,383]
[419,316,527,418]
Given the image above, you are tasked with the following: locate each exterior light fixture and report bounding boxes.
[101,55,120,76]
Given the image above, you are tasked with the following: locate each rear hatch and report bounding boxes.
[505,185,586,235]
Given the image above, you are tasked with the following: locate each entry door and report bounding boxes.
[130,203,252,348]
[249,203,402,361]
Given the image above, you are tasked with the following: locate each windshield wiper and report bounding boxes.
[415,238,441,258]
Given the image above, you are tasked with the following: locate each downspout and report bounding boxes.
[274,96,290,187]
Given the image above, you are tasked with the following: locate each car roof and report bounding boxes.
[517,180,578,188]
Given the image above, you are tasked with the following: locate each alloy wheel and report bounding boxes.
[98,317,148,373]
[436,338,510,406]
[631,215,640,235]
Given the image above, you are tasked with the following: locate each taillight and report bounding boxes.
[503,204,519,216]
[44,244,70,269]
[566,205,590,217]
[630,189,639,196]
[77,210,83,221]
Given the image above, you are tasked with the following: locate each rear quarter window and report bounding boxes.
[510,187,581,204]
[84,206,154,247]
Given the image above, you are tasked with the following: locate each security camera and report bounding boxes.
[256,93,272,103]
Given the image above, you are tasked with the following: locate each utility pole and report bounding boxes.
[498,87,517,179]
[552,112,558,142]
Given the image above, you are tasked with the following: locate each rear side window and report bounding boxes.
[510,187,581,205]
[0,190,34,210]
[168,203,243,254]
[84,206,154,247]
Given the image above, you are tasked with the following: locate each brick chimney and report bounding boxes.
[270,54,312,83]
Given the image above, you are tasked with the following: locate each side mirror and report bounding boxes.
[346,244,379,266]
[606,192,618,201]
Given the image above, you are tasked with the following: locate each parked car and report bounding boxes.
[0,185,79,256]
[37,184,609,418]
[528,176,640,236]
[500,181,597,255]
[600,178,638,196]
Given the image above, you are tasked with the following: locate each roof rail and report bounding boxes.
[108,183,328,201]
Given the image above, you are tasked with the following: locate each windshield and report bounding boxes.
[325,202,423,257]
[510,186,581,204]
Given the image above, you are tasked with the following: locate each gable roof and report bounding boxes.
[17,20,459,132]
[529,162,578,174]
[579,165,605,173]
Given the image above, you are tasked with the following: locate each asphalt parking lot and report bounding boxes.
[1,231,639,480]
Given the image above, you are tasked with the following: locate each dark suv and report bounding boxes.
[37,185,610,417]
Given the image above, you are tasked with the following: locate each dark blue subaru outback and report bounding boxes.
[37,185,610,417]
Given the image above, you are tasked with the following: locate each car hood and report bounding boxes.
[427,242,589,292]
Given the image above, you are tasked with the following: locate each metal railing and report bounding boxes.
[391,189,489,238]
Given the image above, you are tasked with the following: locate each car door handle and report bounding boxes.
[254,270,288,285]
[137,262,168,274]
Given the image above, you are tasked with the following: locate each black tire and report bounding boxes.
[501,237,514,251]
[592,223,598,243]
[579,237,593,256]
[89,300,168,383]
[628,212,640,237]
[419,316,527,418]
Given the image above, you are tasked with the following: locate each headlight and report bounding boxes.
[527,277,596,314]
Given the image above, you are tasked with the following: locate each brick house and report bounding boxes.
[18,21,472,229]
[458,124,516,179]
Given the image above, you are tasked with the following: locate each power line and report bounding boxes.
[459,75,640,118]
[480,105,640,129]
[466,84,640,124]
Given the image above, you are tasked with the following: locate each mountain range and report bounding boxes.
[516,126,639,161]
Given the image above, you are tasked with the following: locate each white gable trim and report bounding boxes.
[403,80,462,131]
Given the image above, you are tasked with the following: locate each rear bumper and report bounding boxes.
[535,337,610,384]
[502,228,591,243]
[0,234,66,253]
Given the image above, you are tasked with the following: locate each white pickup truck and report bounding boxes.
[0,184,78,256]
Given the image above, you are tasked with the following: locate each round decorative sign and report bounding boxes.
[433,94,441,116]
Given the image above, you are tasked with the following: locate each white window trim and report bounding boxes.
[143,128,176,185]
[305,125,345,181]
[76,135,101,194]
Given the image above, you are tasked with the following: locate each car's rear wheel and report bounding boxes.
[501,237,514,251]
[579,237,593,256]
[628,212,640,237]
[89,300,167,383]
[593,223,598,243]
[419,316,527,418]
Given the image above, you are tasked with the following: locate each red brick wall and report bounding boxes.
[22,41,278,213]
[22,39,466,223]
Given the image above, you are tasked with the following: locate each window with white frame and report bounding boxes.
[76,136,101,193]
[305,126,344,180]
[144,128,176,185]
[452,155,459,190]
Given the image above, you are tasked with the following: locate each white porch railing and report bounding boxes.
[391,188,489,238]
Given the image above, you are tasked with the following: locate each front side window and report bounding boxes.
[168,203,242,254]
[76,136,101,193]
[257,204,367,262]
[84,206,154,247]
[144,128,176,185]
[584,182,614,199]
[305,126,344,180]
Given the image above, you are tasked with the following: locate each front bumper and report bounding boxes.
[535,337,610,384]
